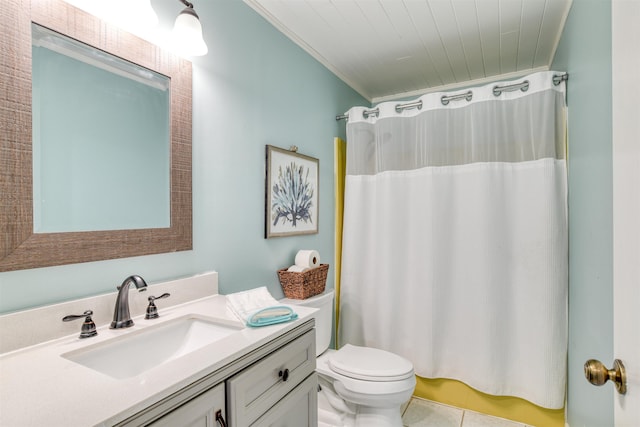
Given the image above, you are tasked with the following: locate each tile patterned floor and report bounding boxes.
[402,398,532,427]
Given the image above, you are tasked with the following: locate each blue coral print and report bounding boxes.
[271,162,314,227]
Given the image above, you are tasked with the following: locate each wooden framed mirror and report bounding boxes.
[1,0,192,271]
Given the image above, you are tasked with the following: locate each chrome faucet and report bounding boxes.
[110,275,148,329]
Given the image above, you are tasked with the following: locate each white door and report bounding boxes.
[612,0,640,425]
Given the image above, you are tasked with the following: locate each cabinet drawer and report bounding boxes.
[250,373,317,427]
[226,330,315,426]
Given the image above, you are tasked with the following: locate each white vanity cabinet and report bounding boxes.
[226,329,317,426]
[117,321,316,427]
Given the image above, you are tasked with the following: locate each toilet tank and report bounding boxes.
[281,289,334,356]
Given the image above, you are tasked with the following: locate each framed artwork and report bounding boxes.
[265,145,319,238]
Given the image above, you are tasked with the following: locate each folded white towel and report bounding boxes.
[226,287,281,323]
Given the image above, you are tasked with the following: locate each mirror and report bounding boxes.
[0,0,192,271]
[32,24,171,233]
[31,24,170,233]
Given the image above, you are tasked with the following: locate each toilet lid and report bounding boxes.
[328,344,414,382]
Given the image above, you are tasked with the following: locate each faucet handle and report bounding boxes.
[62,310,98,339]
[145,293,170,319]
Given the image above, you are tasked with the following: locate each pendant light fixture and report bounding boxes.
[172,0,208,56]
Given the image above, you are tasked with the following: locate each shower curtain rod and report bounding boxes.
[335,72,569,121]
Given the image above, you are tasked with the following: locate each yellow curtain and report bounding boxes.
[333,137,347,346]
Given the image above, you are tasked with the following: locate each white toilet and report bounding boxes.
[282,289,416,427]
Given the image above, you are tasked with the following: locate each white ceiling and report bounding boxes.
[244,0,573,102]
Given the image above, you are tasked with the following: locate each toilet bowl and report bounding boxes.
[281,290,416,427]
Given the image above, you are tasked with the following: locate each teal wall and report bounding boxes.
[552,1,613,426]
[0,0,366,314]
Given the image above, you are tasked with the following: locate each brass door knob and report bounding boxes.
[584,359,627,394]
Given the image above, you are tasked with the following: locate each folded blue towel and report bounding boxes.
[247,306,298,327]
[226,287,299,327]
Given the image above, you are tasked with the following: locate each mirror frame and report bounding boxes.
[0,0,192,272]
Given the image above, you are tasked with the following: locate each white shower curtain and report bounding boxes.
[338,71,568,409]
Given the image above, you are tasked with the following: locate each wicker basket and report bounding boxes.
[278,264,329,299]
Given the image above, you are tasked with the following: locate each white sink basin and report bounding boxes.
[62,315,243,379]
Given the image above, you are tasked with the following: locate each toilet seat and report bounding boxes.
[317,348,416,398]
[328,344,414,382]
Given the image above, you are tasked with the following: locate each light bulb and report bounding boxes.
[172,7,208,56]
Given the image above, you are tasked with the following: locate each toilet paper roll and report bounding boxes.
[287,265,310,273]
[294,250,320,269]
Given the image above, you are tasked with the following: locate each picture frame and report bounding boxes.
[265,145,319,238]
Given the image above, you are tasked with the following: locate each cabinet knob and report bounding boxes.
[279,368,290,382]
[584,359,627,394]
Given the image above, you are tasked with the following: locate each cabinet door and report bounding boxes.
[226,330,315,426]
[250,373,317,427]
[150,382,227,427]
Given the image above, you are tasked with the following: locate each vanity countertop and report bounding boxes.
[0,294,316,427]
